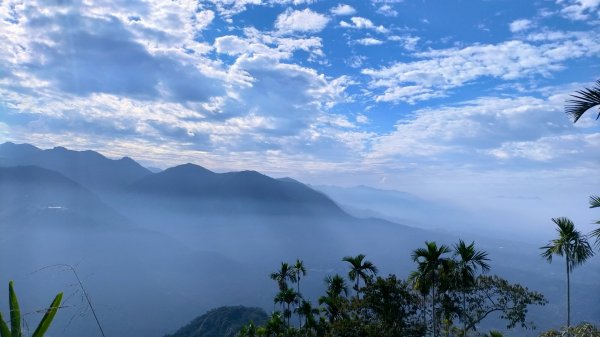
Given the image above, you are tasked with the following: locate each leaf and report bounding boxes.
[590,195,600,209]
[0,312,10,337]
[32,292,63,337]
[8,282,21,337]
[565,80,600,123]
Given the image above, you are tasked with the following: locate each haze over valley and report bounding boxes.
[0,0,599,336]
[0,142,598,337]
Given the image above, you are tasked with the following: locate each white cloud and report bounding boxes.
[345,55,367,68]
[195,10,216,30]
[356,114,369,124]
[213,29,324,61]
[215,35,251,56]
[0,0,359,165]
[275,8,330,34]
[377,5,398,17]
[556,0,600,20]
[488,133,600,161]
[355,37,385,46]
[509,19,533,32]
[363,32,600,103]
[340,17,389,33]
[367,92,586,162]
[207,0,317,17]
[388,35,420,50]
[330,4,356,16]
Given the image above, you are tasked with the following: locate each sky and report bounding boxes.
[0,0,599,228]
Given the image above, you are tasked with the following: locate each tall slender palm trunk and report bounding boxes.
[463,292,467,337]
[297,278,301,327]
[432,272,437,337]
[566,254,571,329]
[422,293,427,329]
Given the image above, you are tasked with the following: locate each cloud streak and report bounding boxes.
[363,31,600,103]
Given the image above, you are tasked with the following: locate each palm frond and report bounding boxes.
[565,80,600,123]
[590,227,600,247]
[590,195,600,209]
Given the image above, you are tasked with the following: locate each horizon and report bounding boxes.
[2,140,598,238]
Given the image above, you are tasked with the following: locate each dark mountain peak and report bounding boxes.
[222,169,268,180]
[130,163,346,217]
[0,143,151,191]
[165,163,214,175]
[0,142,41,155]
[278,177,301,184]
[130,163,216,196]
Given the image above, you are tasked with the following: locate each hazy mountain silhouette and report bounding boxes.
[0,142,151,191]
[313,184,478,233]
[0,142,347,218]
[0,165,127,229]
[127,163,346,217]
[0,164,250,337]
[1,143,597,337]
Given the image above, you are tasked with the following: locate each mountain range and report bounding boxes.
[0,142,598,337]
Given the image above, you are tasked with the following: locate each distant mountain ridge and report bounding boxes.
[0,165,128,229]
[0,142,347,218]
[129,163,345,217]
[0,142,151,191]
[313,184,477,232]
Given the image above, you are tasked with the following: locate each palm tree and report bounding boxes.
[412,241,452,337]
[318,274,349,323]
[565,79,600,123]
[264,312,285,336]
[324,274,349,298]
[541,217,594,329]
[453,240,490,337]
[342,254,378,298]
[589,196,600,247]
[408,268,431,330]
[293,259,307,295]
[270,262,297,291]
[292,259,307,326]
[295,300,319,332]
[238,322,258,337]
[274,288,300,327]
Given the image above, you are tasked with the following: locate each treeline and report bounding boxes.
[238,240,547,337]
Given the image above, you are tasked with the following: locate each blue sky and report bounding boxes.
[0,0,599,229]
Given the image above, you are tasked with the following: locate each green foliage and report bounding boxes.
[461,275,547,332]
[0,281,63,337]
[539,323,600,337]
[411,241,452,337]
[590,196,600,247]
[565,79,600,123]
[342,254,378,296]
[540,217,593,328]
[239,242,547,337]
[540,218,594,272]
[271,263,297,291]
[31,291,63,337]
[165,306,269,337]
